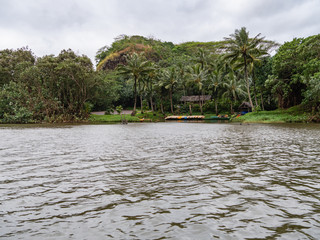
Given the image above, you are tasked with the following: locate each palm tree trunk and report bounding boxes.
[254,85,259,108]
[139,80,143,114]
[189,104,192,115]
[244,57,254,111]
[200,93,203,115]
[150,82,154,113]
[213,91,218,115]
[260,91,265,111]
[170,88,174,114]
[252,71,259,108]
[230,99,233,114]
[132,77,137,116]
[150,95,154,113]
[215,100,218,115]
[160,96,164,114]
[140,94,143,113]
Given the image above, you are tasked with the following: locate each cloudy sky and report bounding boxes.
[0,0,319,63]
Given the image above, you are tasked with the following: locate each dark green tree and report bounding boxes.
[208,67,224,115]
[222,70,246,114]
[0,47,35,86]
[189,63,208,114]
[117,53,153,115]
[224,27,270,110]
[159,67,179,114]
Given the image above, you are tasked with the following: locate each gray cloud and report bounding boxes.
[0,0,319,62]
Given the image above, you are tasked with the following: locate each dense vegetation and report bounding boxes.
[0,48,118,123]
[1,27,319,123]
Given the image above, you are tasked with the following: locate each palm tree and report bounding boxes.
[224,27,269,111]
[159,67,179,114]
[190,63,208,114]
[176,62,188,96]
[208,67,224,115]
[154,79,167,114]
[194,48,210,69]
[222,70,247,114]
[138,75,145,113]
[117,53,152,115]
[143,62,159,113]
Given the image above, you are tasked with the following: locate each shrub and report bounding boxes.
[203,100,216,113]
[116,105,123,114]
[0,82,34,123]
[192,104,200,113]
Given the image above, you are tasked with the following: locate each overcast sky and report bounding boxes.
[0,0,319,63]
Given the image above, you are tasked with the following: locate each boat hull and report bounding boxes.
[204,116,230,120]
[165,115,205,120]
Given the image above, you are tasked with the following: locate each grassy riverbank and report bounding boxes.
[233,106,311,123]
[89,106,318,124]
[89,111,231,123]
[89,112,166,123]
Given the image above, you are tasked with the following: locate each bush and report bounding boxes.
[142,100,150,111]
[191,104,200,113]
[104,107,114,115]
[83,102,93,115]
[0,82,34,123]
[116,105,123,114]
[179,104,190,114]
[203,100,216,113]
[1,106,33,123]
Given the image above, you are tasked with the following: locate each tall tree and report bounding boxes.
[0,48,98,123]
[176,62,188,96]
[269,35,320,109]
[224,27,270,111]
[190,63,208,114]
[117,53,152,115]
[208,67,224,115]
[222,71,247,114]
[0,47,35,86]
[193,48,210,69]
[160,67,179,114]
[144,63,159,113]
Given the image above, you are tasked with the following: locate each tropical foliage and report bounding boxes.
[223,27,276,110]
[0,49,104,123]
[1,29,320,123]
[267,34,320,110]
[117,53,153,115]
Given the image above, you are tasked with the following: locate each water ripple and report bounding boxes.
[0,123,320,239]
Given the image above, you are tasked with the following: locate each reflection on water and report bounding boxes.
[0,123,319,239]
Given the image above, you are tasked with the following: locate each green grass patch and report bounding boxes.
[89,114,140,122]
[135,112,166,122]
[233,106,310,123]
[89,111,166,123]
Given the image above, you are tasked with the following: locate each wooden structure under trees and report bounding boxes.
[180,95,211,115]
[239,102,252,113]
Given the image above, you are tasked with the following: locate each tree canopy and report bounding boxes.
[1,29,320,123]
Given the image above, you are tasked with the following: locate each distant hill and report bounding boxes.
[173,40,227,55]
[96,35,226,70]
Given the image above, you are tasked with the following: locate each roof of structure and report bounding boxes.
[238,102,252,108]
[180,95,211,102]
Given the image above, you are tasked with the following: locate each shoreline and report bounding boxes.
[1,108,319,125]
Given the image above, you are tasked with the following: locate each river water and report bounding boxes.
[0,123,319,239]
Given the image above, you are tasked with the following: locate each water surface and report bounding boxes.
[0,123,319,239]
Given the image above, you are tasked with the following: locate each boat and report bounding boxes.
[165,115,230,121]
[204,115,230,120]
[165,115,205,120]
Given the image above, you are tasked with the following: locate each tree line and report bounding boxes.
[1,27,319,123]
[0,48,119,123]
